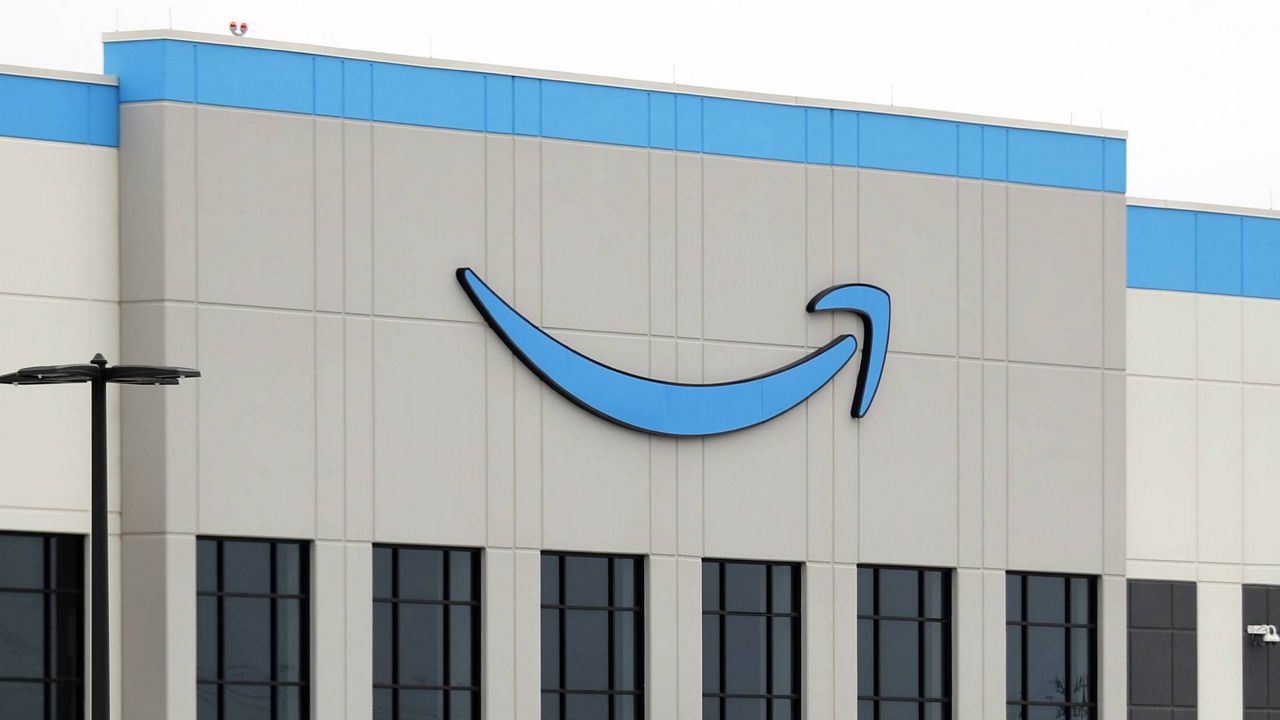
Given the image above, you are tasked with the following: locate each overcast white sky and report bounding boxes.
[5,0,1275,209]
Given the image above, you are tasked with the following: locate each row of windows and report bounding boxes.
[11,531,1274,719]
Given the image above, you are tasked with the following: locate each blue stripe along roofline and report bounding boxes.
[1129,204,1280,299]
[0,72,119,147]
[104,38,1124,193]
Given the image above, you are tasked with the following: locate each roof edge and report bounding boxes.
[0,63,117,86]
[1128,196,1280,221]
[103,29,1126,140]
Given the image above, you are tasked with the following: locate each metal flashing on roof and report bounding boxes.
[102,29,1125,140]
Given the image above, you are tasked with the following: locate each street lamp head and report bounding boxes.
[0,355,200,387]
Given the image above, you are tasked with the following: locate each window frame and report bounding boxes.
[372,544,481,720]
[540,550,645,720]
[196,536,310,720]
[701,558,801,720]
[1006,571,1097,720]
[856,564,952,720]
[0,531,85,719]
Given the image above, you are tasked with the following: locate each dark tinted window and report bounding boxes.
[541,553,643,720]
[1127,580,1196,717]
[197,538,309,720]
[703,559,799,719]
[0,533,83,719]
[1007,572,1096,720]
[372,546,480,720]
[857,566,950,719]
[1244,585,1280,714]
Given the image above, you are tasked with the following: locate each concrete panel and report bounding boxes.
[120,533,196,719]
[196,107,315,310]
[312,541,346,720]
[650,152,677,337]
[807,380,835,562]
[833,565,858,720]
[1244,384,1280,564]
[958,360,983,568]
[1196,294,1242,382]
[1007,186,1103,367]
[344,543,372,720]
[648,556,678,720]
[982,571,1007,720]
[119,102,196,302]
[832,168,858,284]
[983,362,1008,568]
[372,318,486,545]
[485,135,517,550]
[1198,383,1243,564]
[702,156,807,347]
[676,341,704,557]
[675,154,702,339]
[677,557,702,720]
[484,549,515,720]
[1126,377,1197,563]
[0,297,102,512]
[85,144,119,302]
[859,170,958,356]
[542,332,651,554]
[344,122,373,314]
[315,118,345,312]
[982,183,1008,360]
[315,316,345,540]
[1242,297,1280,385]
[541,140,650,334]
[958,180,983,358]
[703,343,808,561]
[1127,290,1196,379]
[955,569,983,720]
[1100,575,1127,720]
[806,166,836,349]
[513,549,540,720]
[651,339,678,556]
[344,317,374,541]
[197,306,316,538]
[1103,371,1126,576]
[805,563,834,720]
[513,137,542,322]
[1198,582,1242,720]
[1103,193,1127,370]
[1007,364,1103,573]
[859,353,958,567]
[512,138,542,549]
[372,125,485,320]
[120,301,198,534]
[832,344,859,564]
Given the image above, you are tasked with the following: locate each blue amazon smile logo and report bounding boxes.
[457,268,890,437]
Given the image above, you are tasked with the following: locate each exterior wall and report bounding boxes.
[109,33,1127,719]
[0,67,121,717]
[1126,200,1280,718]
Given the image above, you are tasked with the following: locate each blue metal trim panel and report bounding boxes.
[1128,206,1196,293]
[1244,218,1280,300]
[0,72,118,147]
[540,80,648,147]
[1127,205,1280,299]
[859,112,957,176]
[702,97,805,163]
[103,38,1125,191]
[1007,129,1104,191]
[1195,212,1242,296]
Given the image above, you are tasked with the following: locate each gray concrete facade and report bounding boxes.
[113,95,1126,719]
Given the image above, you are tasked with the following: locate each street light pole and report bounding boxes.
[90,355,108,720]
[0,354,199,720]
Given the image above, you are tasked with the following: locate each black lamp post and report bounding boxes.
[0,353,199,720]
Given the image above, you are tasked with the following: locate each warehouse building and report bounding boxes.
[0,28,1273,720]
